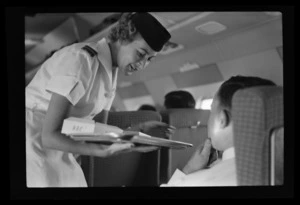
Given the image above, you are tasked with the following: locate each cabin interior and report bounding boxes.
[24,11,285,188]
[25,11,283,111]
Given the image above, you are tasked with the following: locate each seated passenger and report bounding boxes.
[138,104,157,111]
[161,75,276,186]
[164,90,196,109]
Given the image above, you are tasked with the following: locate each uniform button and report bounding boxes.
[104,92,113,98]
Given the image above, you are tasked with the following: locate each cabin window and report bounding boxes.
[196,98,213,110]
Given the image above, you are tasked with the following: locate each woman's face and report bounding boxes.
[116,34,157,76]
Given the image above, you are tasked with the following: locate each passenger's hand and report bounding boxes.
[182,138,212,174]
[139,121,176,139]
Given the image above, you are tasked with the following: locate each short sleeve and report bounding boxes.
[45,50,92,105]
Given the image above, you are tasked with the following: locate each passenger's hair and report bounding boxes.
[138,104,157,111]
[164,90,196,109]
[108,13,138,43]
[217,75,276,125]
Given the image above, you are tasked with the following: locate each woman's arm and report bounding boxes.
[41,93,94,155]
[41,93,133,157]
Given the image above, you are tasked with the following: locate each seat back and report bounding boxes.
[160,108,210,182]
[81,110,162,187]
[232,86,283,186]
[271,127,284,185]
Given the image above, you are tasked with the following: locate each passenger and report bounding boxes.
[26,12,174,187]
[161,75,276,186]
[138,104,157,111]
[164,90,196,109]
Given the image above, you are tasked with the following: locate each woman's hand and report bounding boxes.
[182,138,212,174]
[130,121,176,139]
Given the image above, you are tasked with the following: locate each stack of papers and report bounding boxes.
[62,117,193,149]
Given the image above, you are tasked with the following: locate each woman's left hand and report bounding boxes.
[138,121,176,139]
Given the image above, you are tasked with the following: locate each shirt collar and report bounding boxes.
[94,38,117,85]
[222,147,235,161]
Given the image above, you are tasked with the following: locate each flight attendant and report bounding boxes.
[26,12,173,187]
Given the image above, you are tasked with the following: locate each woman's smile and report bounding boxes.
[125,64,138,75]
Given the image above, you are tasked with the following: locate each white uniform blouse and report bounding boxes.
[25,38,118,187]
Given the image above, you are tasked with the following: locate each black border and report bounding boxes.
[8,6,294,199]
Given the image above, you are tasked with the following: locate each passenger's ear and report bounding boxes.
[219,109,231,128]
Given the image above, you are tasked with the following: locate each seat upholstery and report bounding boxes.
[81,110,162,187]
[232,86,283,186]
[160,108,210,182]
[272,127,284,185]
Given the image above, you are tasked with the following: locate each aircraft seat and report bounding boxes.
[81,110,162,187]
[232,86,284,185]
[160,108,210,183]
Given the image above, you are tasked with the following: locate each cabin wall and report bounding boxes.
[25,17,79,70]
[112,18,283,111]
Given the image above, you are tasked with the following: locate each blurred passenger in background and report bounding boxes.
[164,90,196,109]
[138,104,157,111]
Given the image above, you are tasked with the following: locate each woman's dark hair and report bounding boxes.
[164,90,196,109]
[138,104,157,111]
[108,12,138,43]
[217,75,276,125]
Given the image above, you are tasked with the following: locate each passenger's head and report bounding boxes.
[138,104,157,111]
[108,12,171,76]
[208,75,276,151]
[164,90,196,109]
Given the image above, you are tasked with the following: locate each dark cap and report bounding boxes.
[131,12,171,52]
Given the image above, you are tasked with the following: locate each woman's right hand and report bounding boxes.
[89,142,135,157]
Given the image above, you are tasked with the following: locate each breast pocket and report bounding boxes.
[91,89,108,116]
